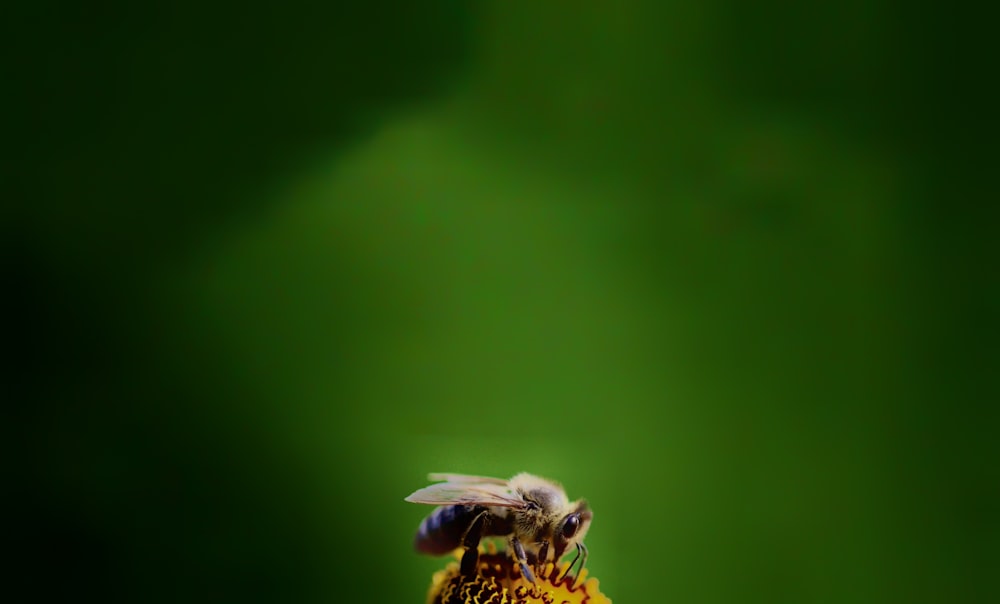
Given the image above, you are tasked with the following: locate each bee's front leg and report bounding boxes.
[459,509,488,578]
[509,536,536,584]
[552,543,566,566]
[536,541,550,571]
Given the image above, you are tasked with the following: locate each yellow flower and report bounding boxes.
[427,547,612,604]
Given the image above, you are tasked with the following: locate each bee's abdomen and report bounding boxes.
[415,505,479,555]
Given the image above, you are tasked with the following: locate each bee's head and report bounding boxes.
[553,499,592,551]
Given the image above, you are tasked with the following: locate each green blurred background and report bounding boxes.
[9,1,994,603]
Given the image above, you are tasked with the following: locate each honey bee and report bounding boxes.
[405,473,592,584]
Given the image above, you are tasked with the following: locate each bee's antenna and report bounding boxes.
[567,542,588,588]
[566,545,581,577]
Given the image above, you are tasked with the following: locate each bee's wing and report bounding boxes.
[427,473,508,485]
[405,481,526,508]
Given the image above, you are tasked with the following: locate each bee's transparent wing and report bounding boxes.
[427,473,508,485]
[405,481,526,508]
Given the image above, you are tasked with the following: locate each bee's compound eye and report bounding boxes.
[561,514,581,539]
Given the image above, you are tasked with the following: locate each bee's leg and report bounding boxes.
[536,541,550,573]
[552,542,567,578]
[459,509,488,578]
[509,536,536,584]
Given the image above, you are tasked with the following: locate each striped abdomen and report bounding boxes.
[417,505,495,555]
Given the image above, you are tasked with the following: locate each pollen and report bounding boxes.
[426,548,611,604]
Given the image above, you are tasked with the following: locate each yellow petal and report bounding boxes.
[427,551,611,604]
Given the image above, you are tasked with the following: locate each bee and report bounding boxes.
[405,472,592,585]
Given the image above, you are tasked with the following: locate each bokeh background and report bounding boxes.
[10,1,994,603]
